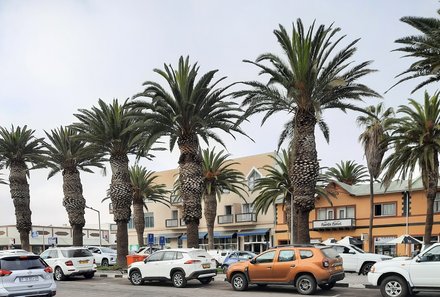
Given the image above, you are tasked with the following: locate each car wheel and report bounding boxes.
[199,277,213,284]
[231,273,248,291]
[129,270,144,286]
[318,281,335,290]
[380,276,409,297]
[54,267,66,281]
[360,262,375,275]
[296,274,317,295]
[222,264,229,274]
[101,258,109,267]
[172,271,187,288]
[84,272,94,279]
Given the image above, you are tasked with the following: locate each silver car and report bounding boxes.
[0,252,56,296]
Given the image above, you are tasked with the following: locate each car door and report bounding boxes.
[333,245,357,272]
[247,250,276,282]
[160,251,177,278]
[141,251,164,278]
[271,249,298,283]
[409,245,440,287]
[40,250,58,269]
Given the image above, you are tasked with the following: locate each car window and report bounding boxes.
[40,250,49,259]
[423,246,440,262]
[331,245,345,254]
[176,252,183,259]
[61,249,93,258]
[48,250,58,259]
[321,247,340,259]
[89,247,100,253]
[0,256,46,270]
[229,253,238,259]
[101,248,116,253]
[278,250,295,262]
[162,252,176,261]
[255,251,275,264]
[299,250,313,259]
[148,252,163,262]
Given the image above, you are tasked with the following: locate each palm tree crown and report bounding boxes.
[325,160,369,185]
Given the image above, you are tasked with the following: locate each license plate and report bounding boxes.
[79,260,89,264]
[20,276,39,282]
[202,264,210,269]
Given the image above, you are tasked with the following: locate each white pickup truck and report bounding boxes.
[368,242,440,297]
[325,243,392,275]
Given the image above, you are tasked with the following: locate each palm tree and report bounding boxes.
[325,160,369,185]
[200,148,247,249]
[44,126,105,246]
[129,165,169,246]
[390,10,440,93]
[132,56,247,248]
[357,103,394,252]
[0,125,47,251]
[235,20,380,243]
[383,92,440,245]
[72,99,153,267]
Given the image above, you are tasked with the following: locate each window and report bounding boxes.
[299,250,314,259]
[336,206,355,219]
[162,251,176,261]
[375,203,396,216]
[172,210,178,220]
[242,203,253,213]
[317,209,326,220]
[145,212,154,228]
[435,194,440,213]
[248,170,261,190]
[225,205,232,215]
[327,209,334,220]
[256,251,275,263]
[317,207,355,220]
[278,250,295,262]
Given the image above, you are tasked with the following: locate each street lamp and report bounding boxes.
[85,205,102,247]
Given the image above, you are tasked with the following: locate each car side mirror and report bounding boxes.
[416,255,428,262]
[250,258,256,264]
[143,258,149,263]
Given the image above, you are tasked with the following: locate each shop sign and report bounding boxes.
[312,218,354,229]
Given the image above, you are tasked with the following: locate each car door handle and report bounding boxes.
[290,264,296,268]
[267,266,272,269]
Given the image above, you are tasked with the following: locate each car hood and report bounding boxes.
[363,252,393,260]
[374,258,412,270]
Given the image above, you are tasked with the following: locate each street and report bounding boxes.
[54,276,438,297]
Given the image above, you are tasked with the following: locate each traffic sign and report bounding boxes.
[31,231,39,238]
[159,236,165,246]
[147,233,154,245]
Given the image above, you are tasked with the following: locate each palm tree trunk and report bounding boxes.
[9,161,32,251]
[290,110,319,244]
[424,155,439,245]
[368,176,374,252]
[110,154,132,267]
[178,133,203,248]
[62,168,86,247]
[204,192,217,250]
[132,195,145,246]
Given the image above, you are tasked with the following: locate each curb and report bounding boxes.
[334,283,377,289]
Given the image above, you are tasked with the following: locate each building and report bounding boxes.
[275,178,440,256]
[127,152,277,253]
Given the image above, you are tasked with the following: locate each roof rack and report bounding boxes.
[272,244,316,248]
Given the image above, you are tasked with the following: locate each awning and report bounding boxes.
[180,232,207,240]
[158,233,182,239]
[237,228,270,237]
[213,231,237,239]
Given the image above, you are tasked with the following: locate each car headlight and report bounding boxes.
[370,265,375,273]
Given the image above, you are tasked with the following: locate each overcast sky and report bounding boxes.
[0,1,438,227]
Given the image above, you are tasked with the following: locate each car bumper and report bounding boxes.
[187,269,217,280]
[0,283,56,297]
[367,271,380,286]
[318,272,345,284]
[65,268,96,277]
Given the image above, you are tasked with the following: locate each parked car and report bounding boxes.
[0,251,56,296]
[134,246,161,257]
[128,248,217,288]
[40,247,96,281]
[0,249,33,255]
[225,244,344,295]
[87,246,117,266]
[222,251,256,272]
[324,243,392,275]
[368,242,440,297]
[207,249,233,266]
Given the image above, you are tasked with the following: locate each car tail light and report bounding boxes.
[184,259,201,264]
[0,269,12,277]
[65,260,74,266]
[322,259,330,268]
[44,266,53,273]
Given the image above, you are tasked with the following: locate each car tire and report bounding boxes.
[222,264,229,274]
[318,281,335,290]
[54,266,66,281]
[296,274,317,295]
[360,262,375,275]
[172,271,187,288]
[231,273,248,291]
[129,270,144,286]
[101,258,109,267]
[84,272,94,279]
[199,277,213,284]
[380,276,409,297]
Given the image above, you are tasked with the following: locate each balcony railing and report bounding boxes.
[218,214,234,224]
[236,213,257,223]
[312,218,356,230]
[165,219,178,228]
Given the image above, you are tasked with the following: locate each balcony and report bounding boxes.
[165,219,178,228]
[218,214,234,224]
[236,213,257,223]
[312,218,356,230]
[180,219,186,227]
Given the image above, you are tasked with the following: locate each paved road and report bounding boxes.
[52,276,438,297]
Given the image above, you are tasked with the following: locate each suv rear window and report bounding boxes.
[0,256,46,270]
[61,249,93,258]
[320,247,341,259]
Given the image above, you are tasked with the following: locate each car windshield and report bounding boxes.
[350,245,365,254]
[0,256,46,270]
[61,249,93,258]
[101,248,116,253]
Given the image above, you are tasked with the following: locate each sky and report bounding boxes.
[0,0,438,227]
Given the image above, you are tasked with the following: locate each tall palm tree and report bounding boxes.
[129,165,169,246]
[0,125,47,251]
[383,92,440,245]
[44,126,106,246]
[325,160,369,185]
[357,103,394,252]
[72,99,153,267]
[200,148,247,249]
[235,20,380,243]
[390,10,440,93]
[132,56,247,248]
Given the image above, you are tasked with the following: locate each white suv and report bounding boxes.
[0,252,56,296]
[325,243,392,275]
[128,248,217,288]
[368,242,440,297]
[87,246,117,266]
[40,247,96,281]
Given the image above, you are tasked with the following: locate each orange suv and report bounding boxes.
[225,244,344,295]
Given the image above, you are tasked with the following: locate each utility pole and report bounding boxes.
[85,205,102,247]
